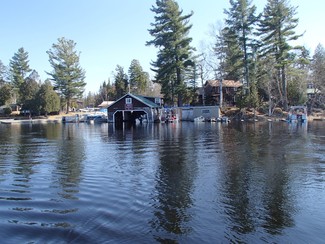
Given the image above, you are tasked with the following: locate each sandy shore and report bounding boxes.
[0,118,61,124]
[0,112,91,124]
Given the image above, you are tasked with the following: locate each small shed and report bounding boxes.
[107,93,162,123]
[181,106,220,121]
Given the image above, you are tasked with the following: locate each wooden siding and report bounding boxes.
[108,95,148,112]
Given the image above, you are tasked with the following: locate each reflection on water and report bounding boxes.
[54,124,85,200]
[151,124,198,242]
[0,121,324,243]
[221,123,296,240]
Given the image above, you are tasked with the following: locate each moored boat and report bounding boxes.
[194,116,205,122]
[217,116,229,123]
[86,112,107,123]
[62,114,81,123]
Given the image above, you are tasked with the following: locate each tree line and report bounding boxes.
[83,60,161,109]
[147,0,324,111]
[0,38,86,115]
[1,0,324,116]
[0,38,159,115]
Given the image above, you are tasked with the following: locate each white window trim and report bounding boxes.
[126,98,132,104]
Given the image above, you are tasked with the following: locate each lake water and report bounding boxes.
[0,121,324,243]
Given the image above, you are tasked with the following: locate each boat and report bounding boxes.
[287,106,308,123]
[217,116,230,123]
[162,108,179,123]
[207,117,217,122]
[86,112,107,123]
[194,116,205,122]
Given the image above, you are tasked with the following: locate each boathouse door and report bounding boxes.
[113,110,148,124]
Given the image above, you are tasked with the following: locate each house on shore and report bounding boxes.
[107,93,162,123]
[199,79,243,106]
[0,104,21,115]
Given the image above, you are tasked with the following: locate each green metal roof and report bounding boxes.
[130,94,161,108]
[107,93,161,109]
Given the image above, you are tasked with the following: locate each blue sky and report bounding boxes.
[0,0,324,93]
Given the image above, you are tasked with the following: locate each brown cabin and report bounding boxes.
[200,80,243,106]
[107,93,162,123]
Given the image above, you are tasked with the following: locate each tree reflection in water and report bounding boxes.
[220,122,295,241]
[150,123,198,242]
[54,124,86,200]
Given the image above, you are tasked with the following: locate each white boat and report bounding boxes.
[86,112,107,123]
[194,116,205,122]
[217,116,229,123]
[287,106,307,123]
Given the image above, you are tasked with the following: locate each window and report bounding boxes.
[307,83,314,89]
[126,98,132,104]
[155,98,161,104]
[202,109,210,114]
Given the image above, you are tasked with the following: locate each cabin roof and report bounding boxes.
[205,80,243,88]
[98,101,115,107]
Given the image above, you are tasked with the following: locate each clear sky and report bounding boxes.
[0,0,324,94]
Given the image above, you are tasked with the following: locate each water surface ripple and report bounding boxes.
[0,122,324,243]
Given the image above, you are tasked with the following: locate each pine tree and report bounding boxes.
[0,60,8,86]
[9,47,31,89]
[248,80,259,108]
[257,0,302,110]
[9,47,32,103]
[215,26,243,80]
[20,76,40,113]
[286,46,310,106]
[128,59,150,95]
[223,0,260,88]
[114,65,128,99]
[36,80,60,116]
[84,91,96,108]
[97,80,115,103]
[98,81,108,102]
[46,37,86,113]
[147,0,194,106]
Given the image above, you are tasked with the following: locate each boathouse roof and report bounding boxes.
[107,93,161,109]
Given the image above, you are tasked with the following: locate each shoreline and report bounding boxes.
[0,114,324,125]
